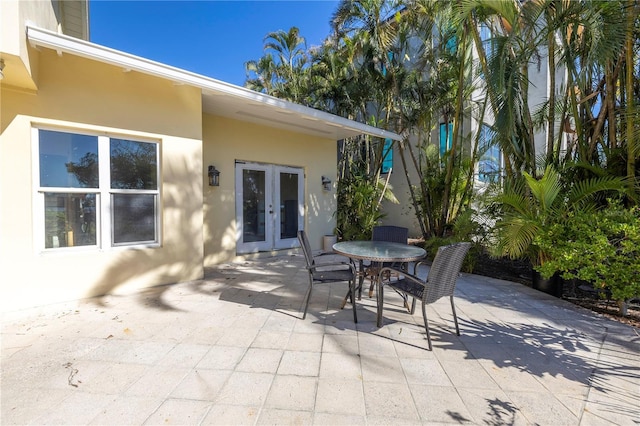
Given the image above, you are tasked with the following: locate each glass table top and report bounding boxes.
[332,240,426,262]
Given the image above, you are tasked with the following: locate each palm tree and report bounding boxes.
[263,27,309,102]
[244,54,277,94]
[244,27,309,102]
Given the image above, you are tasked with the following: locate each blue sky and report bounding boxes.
[89,1,340,86]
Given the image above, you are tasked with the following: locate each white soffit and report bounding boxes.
[27,25,402,141]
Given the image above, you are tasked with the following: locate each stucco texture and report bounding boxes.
[0,48,204,312]
[202,114,338,266]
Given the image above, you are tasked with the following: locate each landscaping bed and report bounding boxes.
[471,252,640,329]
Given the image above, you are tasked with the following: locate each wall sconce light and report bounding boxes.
[208,165,220,186]
[321,176,332,191]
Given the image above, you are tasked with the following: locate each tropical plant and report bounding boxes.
[244,27,309,102]
[536,202,640,315]
[334,170,399,241]
[242,0,640,250]
[491,164,633,267]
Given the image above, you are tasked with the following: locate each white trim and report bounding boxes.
[26,25,403,142]
[273,165,304,250]
[32,127,161,252]
[98,136,111,248]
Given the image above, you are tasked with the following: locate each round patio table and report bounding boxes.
[333,240,426,327]
[333,240,426,263]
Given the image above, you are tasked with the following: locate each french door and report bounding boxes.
[235,162,304,254]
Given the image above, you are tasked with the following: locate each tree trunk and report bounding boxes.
[546,13,556,165]
[441,22,468,235]
[625,0,637,181]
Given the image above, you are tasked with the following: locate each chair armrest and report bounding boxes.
[313,253,359,270]
[310,261,357,275]
[413,260,431,275]
[378,266,426,288]
[313,251,337,258]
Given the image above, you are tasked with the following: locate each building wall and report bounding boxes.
[54,0,89,40]
[0,0,64,91]
[0,48,204,312]
[202,114,337,265]
[378,141,423,237]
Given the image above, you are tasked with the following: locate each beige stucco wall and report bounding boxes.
[0,0,64,91]
[202,114,337,265]
[0,48,204,312]
[379,140,422,238]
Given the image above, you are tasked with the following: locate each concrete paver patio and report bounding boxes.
[2,253,639,425]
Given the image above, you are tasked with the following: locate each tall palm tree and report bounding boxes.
[263,27,309,102]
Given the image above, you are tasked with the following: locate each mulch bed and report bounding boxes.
[471,252,640,329]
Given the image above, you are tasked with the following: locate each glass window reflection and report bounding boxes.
[39,130,98,188]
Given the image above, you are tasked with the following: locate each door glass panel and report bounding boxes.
[279,172,299,239]
[242,169,266,243]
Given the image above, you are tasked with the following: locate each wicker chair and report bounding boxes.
[297,230,358,323]
[365,226,409,297]
[339,225,410,310]
[377,242,471,350]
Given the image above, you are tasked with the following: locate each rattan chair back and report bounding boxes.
[372,226,408,244]
[424,242,472,304]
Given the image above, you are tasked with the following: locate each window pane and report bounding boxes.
[110,139,158,190]
[44,193,97,248]
[242,169,266,243]
[439,123,452,157]
[39,130,99,188]
[381,139,393,174]
[112,194,157,244]
[279,172,298,240]
[479,125,500,183]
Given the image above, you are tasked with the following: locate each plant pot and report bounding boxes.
[532,270,563,298]
[323,235,337,252]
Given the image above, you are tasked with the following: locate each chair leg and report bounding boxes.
[341,278,360,309]
[351,280,358,323]
[376,278,385,328]
[358,260,364,300]
[302,283,313,320]
[450,296,460,336]
[340,288,350,309]
[410,298,417,315]
[421,301,432,351]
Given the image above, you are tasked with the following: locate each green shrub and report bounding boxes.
[422,207,484,273]
[536,203,640,313]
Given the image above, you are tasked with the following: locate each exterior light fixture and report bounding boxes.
[321,176,331,191]
[208,165,220,186]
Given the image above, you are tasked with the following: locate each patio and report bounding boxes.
[1,253,639,425]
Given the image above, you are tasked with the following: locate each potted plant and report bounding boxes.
[491,165,631,297]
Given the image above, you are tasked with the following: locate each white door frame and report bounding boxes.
[235,162,304,254]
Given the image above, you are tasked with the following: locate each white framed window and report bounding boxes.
[33,128,160,251]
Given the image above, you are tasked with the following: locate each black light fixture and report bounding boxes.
[208,165,220,186]
[321,176,331,191]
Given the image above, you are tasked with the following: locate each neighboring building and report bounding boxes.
[0,1,400,312]
[378,14,566,236]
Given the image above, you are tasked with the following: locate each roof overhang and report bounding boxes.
[26,25,402,141]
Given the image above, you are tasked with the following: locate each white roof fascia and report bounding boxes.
[26,25,402,141]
